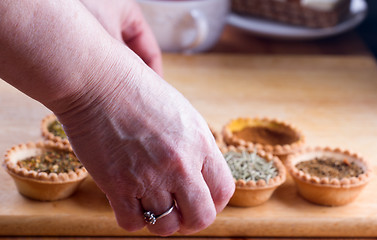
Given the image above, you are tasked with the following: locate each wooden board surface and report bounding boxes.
[0,54,377,237]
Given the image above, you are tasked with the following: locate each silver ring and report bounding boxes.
[144,202,175,225]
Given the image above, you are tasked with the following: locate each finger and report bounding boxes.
[174,174,217,235]
[107,195,145,232]
[122,10,163,76]
[141,190,180,236]
[202,143,235,213]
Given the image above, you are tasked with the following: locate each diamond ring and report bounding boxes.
[143,202,175,225]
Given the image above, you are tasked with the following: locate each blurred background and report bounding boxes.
[357,0,377,58]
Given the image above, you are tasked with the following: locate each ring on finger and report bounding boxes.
[143,201,175,225]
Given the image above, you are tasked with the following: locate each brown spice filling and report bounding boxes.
[17,150,82,174]
[295,158,364,179]
[48,120,67,139]
[233,126,298,145]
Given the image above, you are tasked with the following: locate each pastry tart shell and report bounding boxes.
[286,147,372,206]
[221,145,286,207]
[209,126,225,149]
[222,117,305,161]
[41,114,70,145]
[3,141,88,201]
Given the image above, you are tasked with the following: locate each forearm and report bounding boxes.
[0,1,235,235]
[0,0,135,113]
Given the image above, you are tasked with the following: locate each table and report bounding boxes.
[1,26,376,239]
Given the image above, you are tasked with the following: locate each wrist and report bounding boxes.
[0,0,136,116]
[52,45,146,139]
[46,43,134,112]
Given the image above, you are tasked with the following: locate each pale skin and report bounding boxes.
[0,0,234,236]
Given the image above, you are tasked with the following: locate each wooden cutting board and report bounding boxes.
[0,54,377,237]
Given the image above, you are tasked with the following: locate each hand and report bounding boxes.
[55,45,235,235]
[79,0,163,75]
[0,0,234,236]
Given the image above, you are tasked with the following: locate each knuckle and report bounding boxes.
[216,183,235,203]
[168,154,192,178]
[183,209,216,234]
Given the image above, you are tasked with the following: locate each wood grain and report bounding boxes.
[0,54,376,237]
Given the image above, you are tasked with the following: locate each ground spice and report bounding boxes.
[48,120,67,139]
[233,126,298,145]
[17,150,82,174]
[295,158,364,179]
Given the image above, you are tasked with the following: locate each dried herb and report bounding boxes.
[224,150,277,183]
[295,157,364,179]
[17,150,82,174]
[48,120,67,139]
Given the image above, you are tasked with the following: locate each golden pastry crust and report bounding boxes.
[221,145,286,207]
[41,114,70,145]
[222,117,305,161]
[3,141,88,201]
[286,146,373,206]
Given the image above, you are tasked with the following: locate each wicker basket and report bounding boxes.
[231,0,351,28]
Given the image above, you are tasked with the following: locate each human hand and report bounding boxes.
[79,0,163,75]
[0,0,234,235]
[54,42,234,236]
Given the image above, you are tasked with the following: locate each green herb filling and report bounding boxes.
[17,150,82,174]
[224,150,278,183]
[48,120,67,139]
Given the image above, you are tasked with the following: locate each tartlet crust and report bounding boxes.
[3,141,88,201]
[222,117,305,161]
[209,126,225,149]
[286,146,373,206]
[221,145,286,207]
[41,114,70,145]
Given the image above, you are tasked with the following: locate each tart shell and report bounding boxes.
[41,114,70,145]
[209,126,225,149]
[3,141,88,201]
[221,145,286,207]
[222,117,305,161]
[286,147,372,206]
